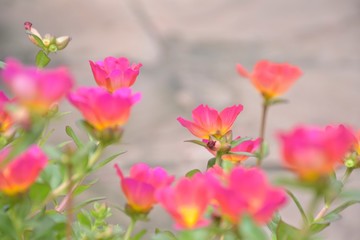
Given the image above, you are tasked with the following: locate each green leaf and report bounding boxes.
[41,164,65,190]
[324,178,343,205]
[285,189,308,224]
[73,179,98,196]
[276,219,301,240]
[178,229,209,240]
[230,137,252,147]
[65,125,84,148]
[227,151,255,157]
[35,50,51,68]
[75,197,107,211]
[0,61,5,69]
[328,200,360,215]
[77,210,93,229]
[309,222,330,234]
[185,169,201,178]
[207,157,216,169]
[0,212,17,239]
[94,152,125,170]
[29,182,52,206]
[184,140,207,147]
[154,229,177,240]
[239,215,267,240]
[132,229,147,240]
[26,31,46,49]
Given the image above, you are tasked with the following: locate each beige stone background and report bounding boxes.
[1,0,360,239]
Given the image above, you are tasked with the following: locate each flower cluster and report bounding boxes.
[0,22,358,240]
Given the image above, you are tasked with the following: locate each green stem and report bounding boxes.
[124,218,136,240]
[256,100,269,166]
[314,168,353,221]
[65,160,74,240]
[55,143,105,212]
[216,152,223,167]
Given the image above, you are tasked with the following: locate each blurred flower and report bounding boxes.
[204,137,261,163]
[0,145,48,196]
[114,163,174,213]
[1,58,73,114]
[236,60,302,100]
[89,57,142,92]
[0,92,14,133]
[68,87,141,131]
[24,21,71,52]
[157,174,212,229]
[279,125,354,181]
[177,104,243,139]
[210,167,287,224]
[352,130,360,155]
[222,137,261,163]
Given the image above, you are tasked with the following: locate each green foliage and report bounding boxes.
[238,215,267,240]
[35,50,51,68]
[73,203,123,240]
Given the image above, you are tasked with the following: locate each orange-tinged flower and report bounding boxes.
[90,57,142,92]
[1,58,73,114]
[222,137,261,163]
[278,125,354,181]
[209,167,287,224]
[156,174,212,229]
[236,60,302,99]
[177,104,243,139]
[68,87,141,131]
[114,163,174,213]
[0,145,48,196]
[0,92,14,133]
[353,130,360,155]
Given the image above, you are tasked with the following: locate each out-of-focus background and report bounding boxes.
[1,0,360,239]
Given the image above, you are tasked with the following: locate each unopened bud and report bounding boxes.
[55,36,71,50]
[207,140,221,151]
[48,44,58,53]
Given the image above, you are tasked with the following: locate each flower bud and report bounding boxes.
[56,36,71,50]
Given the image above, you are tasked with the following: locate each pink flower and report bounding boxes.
[0,145,48,195]
[352,130,360,155]
[89,57,142,92]
[114,163,174,213]
[177,104,243,139]
[222,137,261,163]
[278,125,354,181]
[210,167,287,224]
[157,174,213,229]
[1,58,73,114]
[68,87,141,130]
[0,91,14,133]
[236,60,302,99]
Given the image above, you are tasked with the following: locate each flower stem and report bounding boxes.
[65,160,74,240]
[124,218,136,240]
[256,100,269,166]
[314,168,353,221]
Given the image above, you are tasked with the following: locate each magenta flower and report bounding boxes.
[177,104,243,139]
[89,57,142,92]
[0,145,48,196]
[204,137,261,163]
[156,174,213,229]
[68,87,141,130]
[210,167,287,224]
[1,58,73,114]
[0,91,14,133]
[278,125,354,181]
[114,163,174,213]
